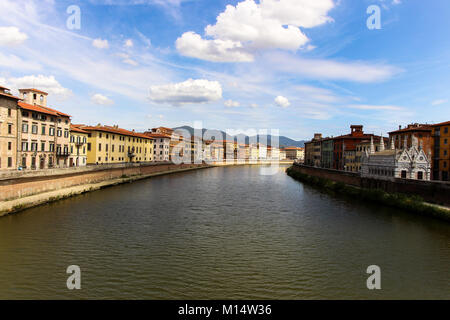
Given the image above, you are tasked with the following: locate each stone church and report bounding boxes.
[361,135,431,181]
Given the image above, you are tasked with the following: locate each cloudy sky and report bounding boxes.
[0,0,449,140]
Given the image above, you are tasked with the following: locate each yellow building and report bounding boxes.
[80,124,154,165]
[69,124,89,167]
[0,86,20,170]
[431,121,450,181]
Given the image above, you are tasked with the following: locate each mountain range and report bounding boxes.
[172,126,306,148]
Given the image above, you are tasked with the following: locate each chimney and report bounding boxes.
[399,125,402,130]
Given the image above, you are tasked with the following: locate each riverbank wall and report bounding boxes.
[0,162,212,216]
[287,164,450,221]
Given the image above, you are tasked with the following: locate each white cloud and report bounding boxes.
[117,53,139,66]
[149,79,223,105]
[91,93,114,106]
[431,99,447,106]
[275,96,290,108]
[0,26,28,46]
[92,38,109,49]
[0,52,42,71]
[347,104,403,111]
[250,103,258,108]
[224,99,240,107]
[4,75,72,99]
[265,52,401,83]
[124,39,134,47]
[176,0,334,62]
[176,32,253,62]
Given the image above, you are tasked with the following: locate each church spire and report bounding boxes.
[379,135,385,152]
[370,136,375,154]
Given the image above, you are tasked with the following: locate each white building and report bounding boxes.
[361,136,431,181]
[144,133,170,162]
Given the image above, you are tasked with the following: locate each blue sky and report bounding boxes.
[0,0,449,140]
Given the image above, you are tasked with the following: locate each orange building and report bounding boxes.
[388,123,433,160]
[431,121,450,181]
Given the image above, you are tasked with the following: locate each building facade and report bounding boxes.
[431,121,450,181]
[69,124,88,167]
[82,125,154,164]
[17,88,71,170]
[284,147,305,161]
[144,132,170,162]
[389,124,433,157]
[320,138,333,169]
[333,125,385,171]
[0,86,20,170]
[361,137,431,181]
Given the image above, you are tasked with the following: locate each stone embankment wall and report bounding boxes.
[0,162,210,202]
[291,164,450,206]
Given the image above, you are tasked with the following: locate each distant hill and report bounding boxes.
[172,126,306,148]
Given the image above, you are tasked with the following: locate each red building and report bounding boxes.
[333,125,386,170]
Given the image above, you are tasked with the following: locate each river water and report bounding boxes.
[0,165,449,299]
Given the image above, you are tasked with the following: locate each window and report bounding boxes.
[8,142,12,150]
[57,129,62,137]
[31,142,38,151]
[33,93,37,100]
[22,141,28,151]
[445,139,448,145]
[8,124,12,134]
[49,143,55,152]
[106,144,109,152]
[445,127,449,134]
[41,142,45,152]
[401,170,407,179]
[22,123,29,133]
[42,126,46,135]
[64,130,69,138]
[32,124,38,134]
[99,144,102,152]
[8,108,12,117]
[49,127,55,136]
[8,157,12,168]
[418,172,423,180]
[87,143,91,151]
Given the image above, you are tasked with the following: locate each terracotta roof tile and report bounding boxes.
[18,102,59,116]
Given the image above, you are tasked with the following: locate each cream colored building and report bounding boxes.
[0,86,20,170]
[17,88,71,170]
[69,124,89,167]
[144,132,170,162]
[81,125,154,165]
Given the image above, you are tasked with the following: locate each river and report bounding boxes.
[0,165,449,299]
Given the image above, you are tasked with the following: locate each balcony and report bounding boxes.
[56,150,70,157]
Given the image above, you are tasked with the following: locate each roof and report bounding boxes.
[0,91,20,100]
[81,125,155,140]
[431,121,450,127]
[70,124,89,134]
[389,125,432,134]
[144,132,171,139]
[18,101,59,116]
[40,105,71,118]
[370,149,399,157]
[153,127,174,132]
[19,88,48,95]
[283,146,303,150]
